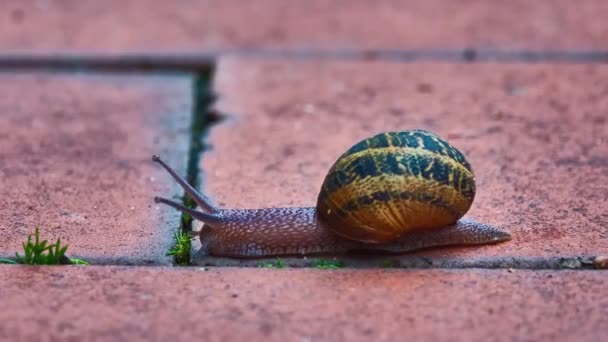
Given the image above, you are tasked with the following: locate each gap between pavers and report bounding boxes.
[0,72,193,265]
[0,265,606,341]
[189,57,608,268]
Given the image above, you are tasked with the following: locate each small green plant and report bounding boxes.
[167,229,192,265]
[259,258,286,269]
[0,228,89,265]
[311,258,344,269]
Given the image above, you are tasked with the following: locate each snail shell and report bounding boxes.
[317,130,476,243]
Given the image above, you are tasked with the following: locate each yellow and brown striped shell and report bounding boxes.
[316,130,476,244]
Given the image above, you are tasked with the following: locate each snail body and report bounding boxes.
[153,130,510,258]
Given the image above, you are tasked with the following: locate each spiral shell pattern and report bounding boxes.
[317,130,476,243]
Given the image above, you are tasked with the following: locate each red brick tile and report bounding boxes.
[197,58,607,264]
[0,266,605,341]
[0,73,192,264]
[0,0,606,53]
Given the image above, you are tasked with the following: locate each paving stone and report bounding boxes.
[0,73,192,264]
[0,266,606,341]
[0,0,606,53]
[196,58,607,266]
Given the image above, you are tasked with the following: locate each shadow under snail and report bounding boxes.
[153,130,511,258]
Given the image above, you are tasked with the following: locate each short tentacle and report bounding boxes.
[152,155,219,213]
[154,197,223,225]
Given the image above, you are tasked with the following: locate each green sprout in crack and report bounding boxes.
[0,228,89,265]
[166,229,192,266]
[259,258,286,269]
[311,258,344,269]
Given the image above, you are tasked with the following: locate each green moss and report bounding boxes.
[259,258,286,269]
[382,259,399,268]
[311,258,344,269]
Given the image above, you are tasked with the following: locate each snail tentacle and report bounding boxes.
[152,155,219,213]
[154,196,223,225]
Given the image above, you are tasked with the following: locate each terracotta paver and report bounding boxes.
[195,57,608,266]
[0,73,192,264]
[0,1,607,54]
[0,266,606,341]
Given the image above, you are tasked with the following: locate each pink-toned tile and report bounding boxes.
[0,73,192,264]
[0,266,606,341]
[197,58,607,264]
[0,0,606,53]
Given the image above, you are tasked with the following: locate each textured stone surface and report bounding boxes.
[0,73,192,264]
[0,0,607,53]
[198,58,608,265]
[0,266,606,342]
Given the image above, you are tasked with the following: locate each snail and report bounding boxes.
[153,130,511,258]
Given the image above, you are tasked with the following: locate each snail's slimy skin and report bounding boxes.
[198,207,510,258]
[154,192,510,258]
[151,129,512,259]
[200,207,339,257]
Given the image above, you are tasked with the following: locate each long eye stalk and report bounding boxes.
[154,196,222,224]
[152,155,219,213]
